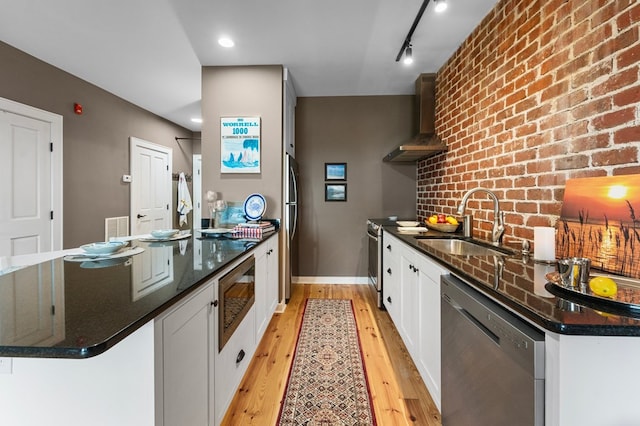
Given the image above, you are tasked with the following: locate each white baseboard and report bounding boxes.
[292,276,369,285]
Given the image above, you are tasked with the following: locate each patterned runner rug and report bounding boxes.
[277,298,377,425]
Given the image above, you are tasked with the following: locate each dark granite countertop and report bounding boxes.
[0,233,276,359]
[384,225,640,337]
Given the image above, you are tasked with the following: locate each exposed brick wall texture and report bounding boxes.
[417,0,640,245]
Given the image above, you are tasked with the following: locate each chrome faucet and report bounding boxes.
[456,188,505,244]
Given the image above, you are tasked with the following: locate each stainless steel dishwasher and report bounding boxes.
[441,274,545,426]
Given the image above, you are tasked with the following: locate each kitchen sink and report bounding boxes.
[416,238,514,256]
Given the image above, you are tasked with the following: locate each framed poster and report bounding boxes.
[221,116,261,173]
[325,183,347,202]
[325,163,347,181]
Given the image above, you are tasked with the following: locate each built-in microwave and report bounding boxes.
[218,255,255,351]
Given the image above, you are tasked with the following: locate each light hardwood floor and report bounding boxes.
[222,283,442,425]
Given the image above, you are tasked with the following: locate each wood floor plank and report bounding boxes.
[221,283,442,425]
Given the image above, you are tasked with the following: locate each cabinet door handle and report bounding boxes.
[211,300,218,307]
[387,268,392,275]
[136,214,146,219]
[386,244,391,251]
[236,349,246,364]
[387,296,392,304]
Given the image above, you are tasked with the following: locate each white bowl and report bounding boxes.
[151,229,179,239]
[80,241,126,255]
[397,221,421,227]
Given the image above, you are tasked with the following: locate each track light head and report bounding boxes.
[434,0,447,13]
[403,44,413,65]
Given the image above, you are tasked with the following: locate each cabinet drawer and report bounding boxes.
[215,307,256,424]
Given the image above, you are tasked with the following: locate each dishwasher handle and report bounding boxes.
[443,293,499,345]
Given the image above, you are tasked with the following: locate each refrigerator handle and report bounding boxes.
[291,203,298,240]
[290,163,298,203]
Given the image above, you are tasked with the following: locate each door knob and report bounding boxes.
[137,214,146,219]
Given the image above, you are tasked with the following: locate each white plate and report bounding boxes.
[80,241,126,255]
[397,221,420,227]
[243,193,266,221]
[151,229,179,239]
[200,228,232,235]
[398,226,428,232]
[140,233,191,242]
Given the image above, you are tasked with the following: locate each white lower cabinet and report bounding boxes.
[382,233,401,323]
[255,235,279,337]
[382,231,446,410]
[156,234,280,426]
[399,245,420,358]
[155,280,215,426]
[416,253,445,411]
[214,308,256,425]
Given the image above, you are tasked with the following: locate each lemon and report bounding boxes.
[589,276,618,298]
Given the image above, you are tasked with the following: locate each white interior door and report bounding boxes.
[193,154,202,229]
[130,137,172,235]
[0,101,62,257]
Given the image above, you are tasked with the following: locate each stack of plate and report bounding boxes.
[397,221,428,233]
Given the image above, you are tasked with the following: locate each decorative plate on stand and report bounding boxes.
[243,193,266,221]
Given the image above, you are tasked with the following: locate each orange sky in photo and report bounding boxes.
[560,175,640,223]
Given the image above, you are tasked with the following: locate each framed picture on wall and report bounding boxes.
[220,116,261,173]
[325,163,347,181]
[325,183,347,202]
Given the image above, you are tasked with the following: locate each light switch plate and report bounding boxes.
[122,175,132,183]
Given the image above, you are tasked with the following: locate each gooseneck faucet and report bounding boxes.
[457,188,505,244]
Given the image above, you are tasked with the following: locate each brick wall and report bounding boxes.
[417,0,640,244]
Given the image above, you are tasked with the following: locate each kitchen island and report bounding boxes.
[0,231,279,426]
[383,224,640,426]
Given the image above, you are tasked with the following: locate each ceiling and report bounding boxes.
[0,0,498,132]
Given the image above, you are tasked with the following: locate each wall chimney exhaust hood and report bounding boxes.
[384,73,446,162]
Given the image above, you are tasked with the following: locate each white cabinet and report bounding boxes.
[382,233,446,410]
[155,280,215,426]
[416,254,446,411]
[254,234,279,340]
[156,235,280,426]
[399,245,420,358]
[214,307,256,425]
[283,68,297,158]
[382,232,401,323]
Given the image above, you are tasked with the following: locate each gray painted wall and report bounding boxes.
[200,65,283,220]
[0,41,195,248]
[295,96,417,278]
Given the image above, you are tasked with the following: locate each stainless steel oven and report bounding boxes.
[219,255,255,351]
[367,219,383,308]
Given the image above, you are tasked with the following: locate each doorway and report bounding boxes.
[129,137,172,235]
[0,97,62,257]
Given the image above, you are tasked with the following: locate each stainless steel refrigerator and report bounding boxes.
[284,154,299,300]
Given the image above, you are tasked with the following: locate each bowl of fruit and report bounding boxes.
[425,214,460,233]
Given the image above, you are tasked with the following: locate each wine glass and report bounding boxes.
[206,191,217,228]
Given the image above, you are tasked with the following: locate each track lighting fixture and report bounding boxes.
[403,44,413,65]
[434,0,448,13]
[395,0,443,63]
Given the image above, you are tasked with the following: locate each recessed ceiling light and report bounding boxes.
[191,118,203,123]
[218,37,234,48]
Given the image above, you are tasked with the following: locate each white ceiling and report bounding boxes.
[0,0,498,132]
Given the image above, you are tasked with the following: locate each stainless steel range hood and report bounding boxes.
[384,73,446,162]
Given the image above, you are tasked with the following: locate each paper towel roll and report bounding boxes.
[534,226,556,262]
